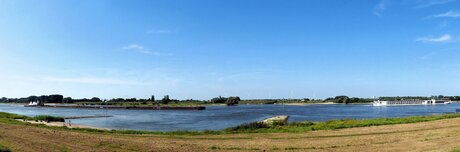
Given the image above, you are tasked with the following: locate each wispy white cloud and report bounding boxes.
[430,10,460,18]
[415,0,456,8]
[121,44,173,56]
[373,0,387,17]
[146,29,177,34]
[122,44,152,54]
[415,34,453,43]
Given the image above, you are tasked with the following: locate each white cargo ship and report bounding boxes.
[373,99,451,106]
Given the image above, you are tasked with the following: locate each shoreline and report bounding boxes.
[15,119,109,130]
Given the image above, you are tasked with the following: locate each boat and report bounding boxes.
[24,101,39,107]
[373,99,451,106]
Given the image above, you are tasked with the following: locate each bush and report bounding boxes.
[31,115,65,122]
[226,97,240,106]
[161,95,170,104]
[211,96,227,103]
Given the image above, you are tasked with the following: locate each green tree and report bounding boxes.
[48,95,64,103]
[27,96,38,102]
[226,96,240,106]
[334,96,350,104]
[161,95,170,104]
[211,96,227,103]
[91,97,101,102]
[63,97,73,103]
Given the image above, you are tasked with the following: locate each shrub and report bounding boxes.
[226,97,240,106]
[161,95,170,104]
[31,115,65,122]
[211,96,227,103]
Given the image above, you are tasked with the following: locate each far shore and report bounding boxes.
[277,102,336,106]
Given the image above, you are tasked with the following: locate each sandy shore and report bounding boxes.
[15,119,108,130]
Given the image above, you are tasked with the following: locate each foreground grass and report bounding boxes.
[0,144,11,152]
[3,111,460,136]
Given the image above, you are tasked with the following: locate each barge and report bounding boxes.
[373,99,451,106]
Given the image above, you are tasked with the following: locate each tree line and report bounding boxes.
[2,94,460,105]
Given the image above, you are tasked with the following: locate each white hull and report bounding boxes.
[373,99,451,106]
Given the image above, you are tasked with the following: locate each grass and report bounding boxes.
[224,113,460,133]
[0,112,64,122]
[0,144,11,152]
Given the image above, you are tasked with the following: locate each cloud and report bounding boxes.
[121,44,173,56]
[415,0,456,8]
[373,0,387,17]
[430,10,460,18]
[415,34,453,43]
[122,44,152,54]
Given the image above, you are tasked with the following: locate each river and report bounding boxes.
[1,103,459,131]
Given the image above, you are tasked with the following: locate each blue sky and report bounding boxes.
[1,0,460,99]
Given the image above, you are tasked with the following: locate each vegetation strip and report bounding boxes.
[0,144,11,152]
[0,112,64,122]
[3,111,460,136]
[222,113,460,133]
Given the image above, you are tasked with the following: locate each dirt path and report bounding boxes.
[2,118,460,151]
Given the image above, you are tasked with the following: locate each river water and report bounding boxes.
[1,103,459,131]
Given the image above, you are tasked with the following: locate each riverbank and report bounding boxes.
[3,114,460,151]
[15,119,107,130]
